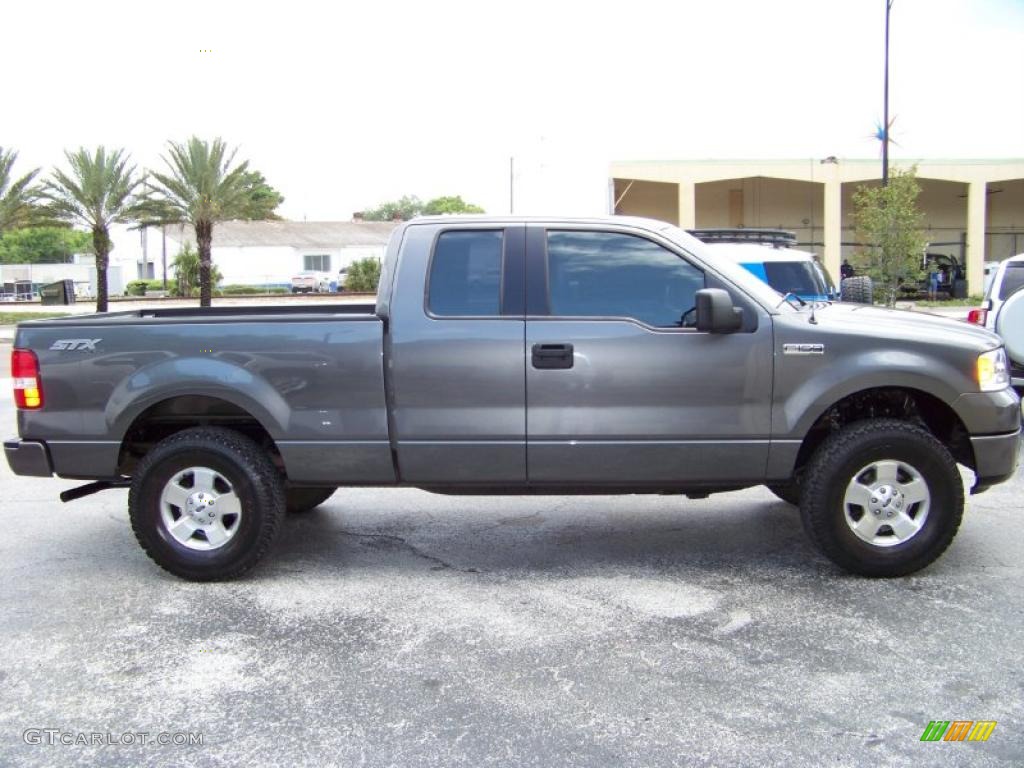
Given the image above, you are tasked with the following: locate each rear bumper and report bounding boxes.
[970,428,1021,492]
[4,439,54,477]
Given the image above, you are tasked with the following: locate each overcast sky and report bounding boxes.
[5,0,1023,221]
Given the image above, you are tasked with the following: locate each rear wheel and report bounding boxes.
[129,427,285,581]
[799,418,963,577]
[286,486,336,514]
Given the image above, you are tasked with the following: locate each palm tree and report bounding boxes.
[41,147,145,312]
[0,147,41,233]
[146,137,281,307]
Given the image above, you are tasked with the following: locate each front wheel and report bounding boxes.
[129,427,285,581]
[799,418,963,577]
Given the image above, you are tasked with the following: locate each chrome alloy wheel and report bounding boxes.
[159,467,243,551]
[842,459,931,548]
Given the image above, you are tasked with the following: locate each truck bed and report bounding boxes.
[13,304,394,484]
[17,303,380,326]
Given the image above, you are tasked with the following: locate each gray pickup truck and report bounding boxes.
[6,216,1020,580]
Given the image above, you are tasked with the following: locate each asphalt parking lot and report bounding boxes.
[1,352,1022,767]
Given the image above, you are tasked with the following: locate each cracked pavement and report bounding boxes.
[1,376,1022,766]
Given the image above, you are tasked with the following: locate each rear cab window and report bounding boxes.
[427,230,503,316]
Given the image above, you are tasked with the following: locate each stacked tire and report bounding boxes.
[840,275,873,304]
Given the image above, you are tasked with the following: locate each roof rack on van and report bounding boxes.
[688,228,797,249]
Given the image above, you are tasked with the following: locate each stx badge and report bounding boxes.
[50,339,102,352]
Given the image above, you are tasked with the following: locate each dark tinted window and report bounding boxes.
[763,261,827,296]
[999,264,1024,301]
[428,230,503,316]
[546,231,704,327]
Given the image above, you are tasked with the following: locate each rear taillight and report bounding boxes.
[12,349,43,409]
[966,308,988,326]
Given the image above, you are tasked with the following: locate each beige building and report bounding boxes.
[610,159,1024,294]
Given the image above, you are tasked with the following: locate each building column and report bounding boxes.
[823,178,842,283]
[966,181,986,295]
[677,181,696,229]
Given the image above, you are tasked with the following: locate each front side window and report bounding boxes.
[428,230,503,316]
[304,254,330,271]
[546,231,704,327]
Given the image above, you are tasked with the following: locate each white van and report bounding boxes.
[689,229,838,302]
[969,253,1024,390]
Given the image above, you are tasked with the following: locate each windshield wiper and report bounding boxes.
[776,292,807,309]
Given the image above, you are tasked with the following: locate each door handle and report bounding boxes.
[532,343,574,369]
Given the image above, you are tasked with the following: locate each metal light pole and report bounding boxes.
[161,225,168,290]
[882,0,893,186]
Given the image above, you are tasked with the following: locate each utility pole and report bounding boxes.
[509,156,515,214]
[883,0,893,186]
[161,225,168,290]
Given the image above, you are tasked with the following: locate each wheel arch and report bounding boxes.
[117,394,284,477]
[105,357,291,442]
[789,386,974,480]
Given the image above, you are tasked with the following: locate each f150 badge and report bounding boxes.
[50,339,101,352]
[783,343,825,355]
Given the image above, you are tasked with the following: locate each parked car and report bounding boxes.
[689,229,838,302]
[290,271,331,294]
[5,216,1019,581]
[983,261,1002,296]
[968,253,1024,392]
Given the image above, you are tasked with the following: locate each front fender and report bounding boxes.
[774,348,968,440]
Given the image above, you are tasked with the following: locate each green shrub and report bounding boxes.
[344,258,382,292]
[218,285,290,295]
[172,244,222,297]
[125,278,169,296]
[220,285,261,295]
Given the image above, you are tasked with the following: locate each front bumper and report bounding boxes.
[970,428,1021,492]
[4,439,54,478]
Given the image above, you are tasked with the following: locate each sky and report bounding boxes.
[4,0,1023,221]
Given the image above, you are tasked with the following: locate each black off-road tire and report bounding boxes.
[129,427,285,581]
[799,418,963,577]
[286,486,336,514]
[840,275,874,304]
[766,482,801,506]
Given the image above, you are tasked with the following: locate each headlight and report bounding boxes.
[977,348,1010,392]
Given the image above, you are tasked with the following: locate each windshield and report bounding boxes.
[999,264,1024,301]
[763,261,829,297]
[658,224,790,310]
[816,262,837,295]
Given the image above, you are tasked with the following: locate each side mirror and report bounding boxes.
[695,288,742,333]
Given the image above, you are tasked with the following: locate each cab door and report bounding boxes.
[387,223,526,485]
[525,225,773,486]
